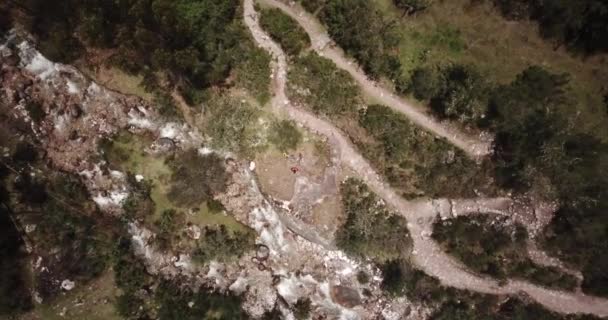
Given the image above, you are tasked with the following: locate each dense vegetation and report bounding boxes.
[168,150,228,208]
[336,178,412,262]
[359,104,490,198]
[192,225,255,263]
[314,0,402,82]
[11,0,271,106]
[288,52,361,115]
[204,95,264,156]
[260,8,310,56]
[433,215,578,290]
[113,236,249,319]
[493,0,608,54]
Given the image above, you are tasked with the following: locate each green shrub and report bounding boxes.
[167,150,228,208]
[288,52,361,115]
[260,8,310,56]
[192,225,255,263]
[233,44,272,104]
[336,178,412,262]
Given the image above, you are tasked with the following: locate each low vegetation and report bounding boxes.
[288,52,361,116]
[336,178,412,262]
[167,150,228,208]
[192,225,255,263]
[204,95,265,156]
[260,8,310,56]
[433,215,578,290]
[233,44,272,104]
[359,104,490,198]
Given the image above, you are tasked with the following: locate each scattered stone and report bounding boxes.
[61,279,75,291]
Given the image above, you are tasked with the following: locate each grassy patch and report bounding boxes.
[432,214,578,291]
[268,120,302,152]
[260,7,310,56]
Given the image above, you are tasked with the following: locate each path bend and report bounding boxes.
[243,0,608,316]
[257,0,493,159]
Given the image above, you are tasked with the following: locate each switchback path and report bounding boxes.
[257,0,493,159]
[243,0,608,316]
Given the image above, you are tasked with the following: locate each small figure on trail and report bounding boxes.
[290,166,300,174]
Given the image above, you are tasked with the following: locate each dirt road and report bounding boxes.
[243,0,608,316]
[257,0,492,159]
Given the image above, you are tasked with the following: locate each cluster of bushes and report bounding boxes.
[359,104,487,198]
[433,214,578,290]
[493,0,608,54]
[12,0,271,107]
[314,0,403,82]
[260,8,310,56]
[168,150,228,208]
[409,64,490,126]
[288,52,362,115]
[113,236,250,319]
[393,0,432,15]
[336,178,412,262]
[192,225,255,263]
[204,95,264,156]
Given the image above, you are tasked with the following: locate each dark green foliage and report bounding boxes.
[288,52,361,115]
[409,67,441,100]
[336,178,412,262]
[233,44,272,104]
[493,0,608,54]
[168,150,228,208]
[356,271,369,284]
[192,225,255,263]
[17,0,247,89]
[260,8,311,56]
[269,120,302,152]
[359,104,483,198]
[204,96,261,155]
[393,0,431,15]
[380,260,444,301]
[433,214,577,290]
[429,64,490,126]
[155,280,248,320]
[113,237,154,319]
[154,209,184,251]
[318,0,402,80]
[25,101,45,123]
[292,299,312,320]
[0,187,32,315]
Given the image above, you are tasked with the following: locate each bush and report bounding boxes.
[260,8,310,56]
[204,96,263,156]
[269,120,302,152]
[433,214,577,290]
[167,150,228,208]
[192,225,255,263]
[409,67,441,100]
[393,0,431,15]
[288,52,362,115]
[317,0,402,80]
[233,44,272,104]
[336,178,412,262]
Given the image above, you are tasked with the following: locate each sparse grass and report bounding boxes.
[87,66,155,102]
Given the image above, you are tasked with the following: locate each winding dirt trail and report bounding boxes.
[243,0,608,316]
[257,0,492,159]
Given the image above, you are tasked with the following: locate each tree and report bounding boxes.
[409,67,441,100]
